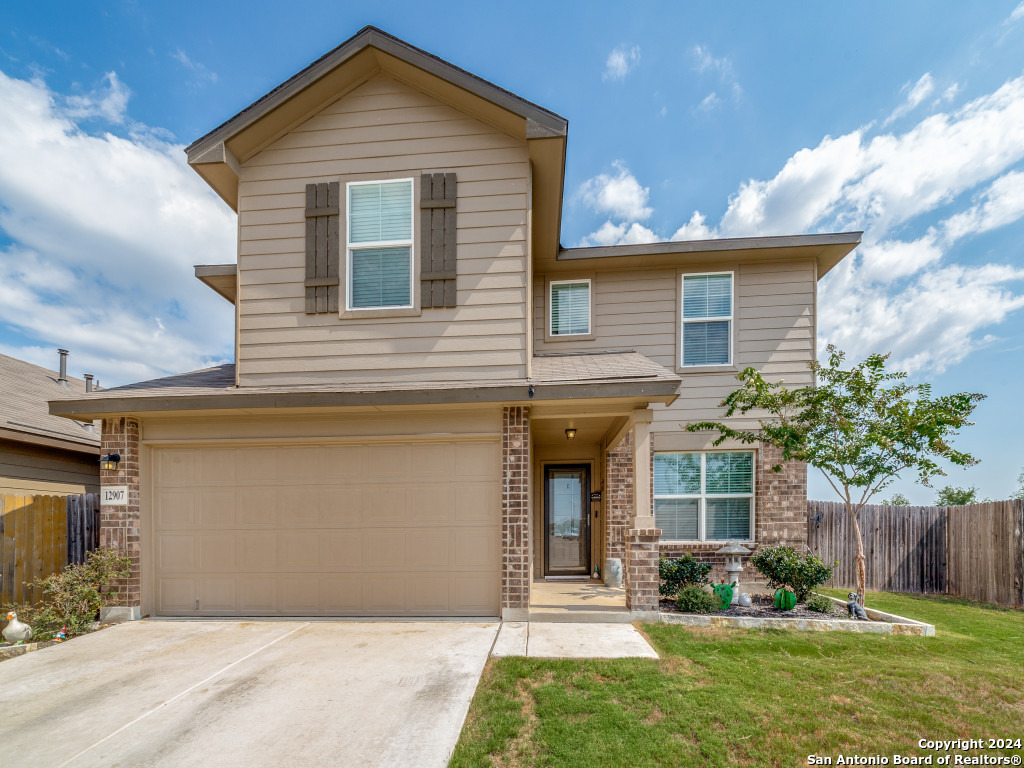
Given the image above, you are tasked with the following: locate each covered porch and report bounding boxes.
[499,351,680,620]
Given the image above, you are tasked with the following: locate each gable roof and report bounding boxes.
[185,27,568,261]
[0,354,99,454]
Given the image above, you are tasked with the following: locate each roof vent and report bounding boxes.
[84,373,94,393]
[57,349,69,387]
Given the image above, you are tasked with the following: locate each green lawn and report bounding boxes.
[450,591,1024,767]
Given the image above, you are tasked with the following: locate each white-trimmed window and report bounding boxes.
[549,279,591,336]
[346,178,414,309]
[653,451,754,541]
[681,272,732,366]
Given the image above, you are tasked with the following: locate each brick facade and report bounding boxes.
[99,416,141,613]
[625,528,661,611]
[501,406,530,615]
[604,429,633,565]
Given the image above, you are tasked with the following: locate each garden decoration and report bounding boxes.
[603,558,622,588]
[738,593,752,607]
[847,592,869,620]
[3,612,32,644]
[716,540,750,604]
[773,588,797,611]
[713,581,736,610]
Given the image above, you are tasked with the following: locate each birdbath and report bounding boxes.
[716,540,751,605]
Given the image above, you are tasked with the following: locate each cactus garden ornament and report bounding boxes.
[773,588,797,611]
[713,581,735,610]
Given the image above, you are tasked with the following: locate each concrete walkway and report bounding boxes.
[491,621,659,659]
[0,619,498,768]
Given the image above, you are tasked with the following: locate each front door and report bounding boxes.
[544,465,590,576]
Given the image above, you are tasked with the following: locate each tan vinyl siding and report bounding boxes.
[235,74,530,386]
[0,439,100,495]
[534,258,816,447]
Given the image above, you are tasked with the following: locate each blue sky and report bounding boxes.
[1,1,1022,502]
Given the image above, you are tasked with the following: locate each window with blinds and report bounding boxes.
[549,280,591,336]
[347,179,414,309]
[681,273,732,366]
[653,451,753,541]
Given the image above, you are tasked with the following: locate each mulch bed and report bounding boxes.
[660,593,847,621]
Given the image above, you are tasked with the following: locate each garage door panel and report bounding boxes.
[240,534,278,569]
[199,535,235,569]
[153,439,500,617]
[198,490,236,527]
[319,490,362,524]
[158,535,195,570]
[199,578,235,612]
[156,492,195,529]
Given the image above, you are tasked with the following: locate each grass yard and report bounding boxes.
[450,591,1024,767]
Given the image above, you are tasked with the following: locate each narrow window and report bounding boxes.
[681,273,732,365]
[549,279,591,336]
[347,179,414,309]
[653,451,754,541]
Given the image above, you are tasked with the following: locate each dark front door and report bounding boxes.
[544,465,590,576]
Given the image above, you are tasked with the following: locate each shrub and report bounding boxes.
[750,546,835,602]
[35,548,131,638]
[659,555,712,597]
[676,584,718,613]
[805,594,835,614]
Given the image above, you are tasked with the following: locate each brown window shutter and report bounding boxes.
[304,181,340,315]
[419,173,456,308]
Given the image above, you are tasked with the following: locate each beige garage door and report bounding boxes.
[151,440,500,616]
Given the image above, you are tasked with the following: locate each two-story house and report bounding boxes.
[50,27,860,621]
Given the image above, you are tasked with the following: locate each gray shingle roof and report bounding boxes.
[48,352,681,417]
[0,353,100,451]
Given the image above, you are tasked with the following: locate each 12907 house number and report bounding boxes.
[101,486,129,506]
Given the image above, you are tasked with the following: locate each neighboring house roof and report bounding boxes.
[0,354,100,453]
[48,352,681,418]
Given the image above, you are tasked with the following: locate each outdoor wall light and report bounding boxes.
[99,453,121,471]
[564,428,577,440]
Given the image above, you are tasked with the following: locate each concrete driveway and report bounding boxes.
[0,619,498,768]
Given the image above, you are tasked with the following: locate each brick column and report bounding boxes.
[501,406,530,619]
[755,443,808,549]
[604,430,633,565]
[99,416,141,621]
[625,528,661,612]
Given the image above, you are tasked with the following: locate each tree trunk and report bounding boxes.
[848,506,867,606]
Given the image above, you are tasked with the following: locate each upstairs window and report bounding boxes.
[681,273,732,366]
[347,179,414,309]
[654,451,754,541]
[549,279,591,336]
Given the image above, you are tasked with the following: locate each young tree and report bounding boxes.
[688,346,984,605]
[1012,468,1024,501]
[880,492,911,506]
[934,486,979,506]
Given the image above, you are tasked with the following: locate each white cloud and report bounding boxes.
[172,49,218,85]
[1005,1,1024,24]
[940,170,1024,242]
[63,71,130,123]
[671,211,716,241]
[577,161,653,221]
[691,45,742,105]
[0,68,236,386]
[939,82,960,103]
[578,220,658,247]
[883,73,935,126]
[603,45,640,81]
[697,92,720,112]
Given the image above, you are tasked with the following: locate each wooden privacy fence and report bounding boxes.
[0,493,100,605]
[807,499,1024,608]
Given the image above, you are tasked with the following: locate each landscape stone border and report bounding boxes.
[658,593,935,636]
[0,640,59,661]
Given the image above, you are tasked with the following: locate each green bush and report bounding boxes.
[750,546,835,602]
[2,548,133,641]
[675,584,718,614]
[659,555,712,597]
[805,594,835,614]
